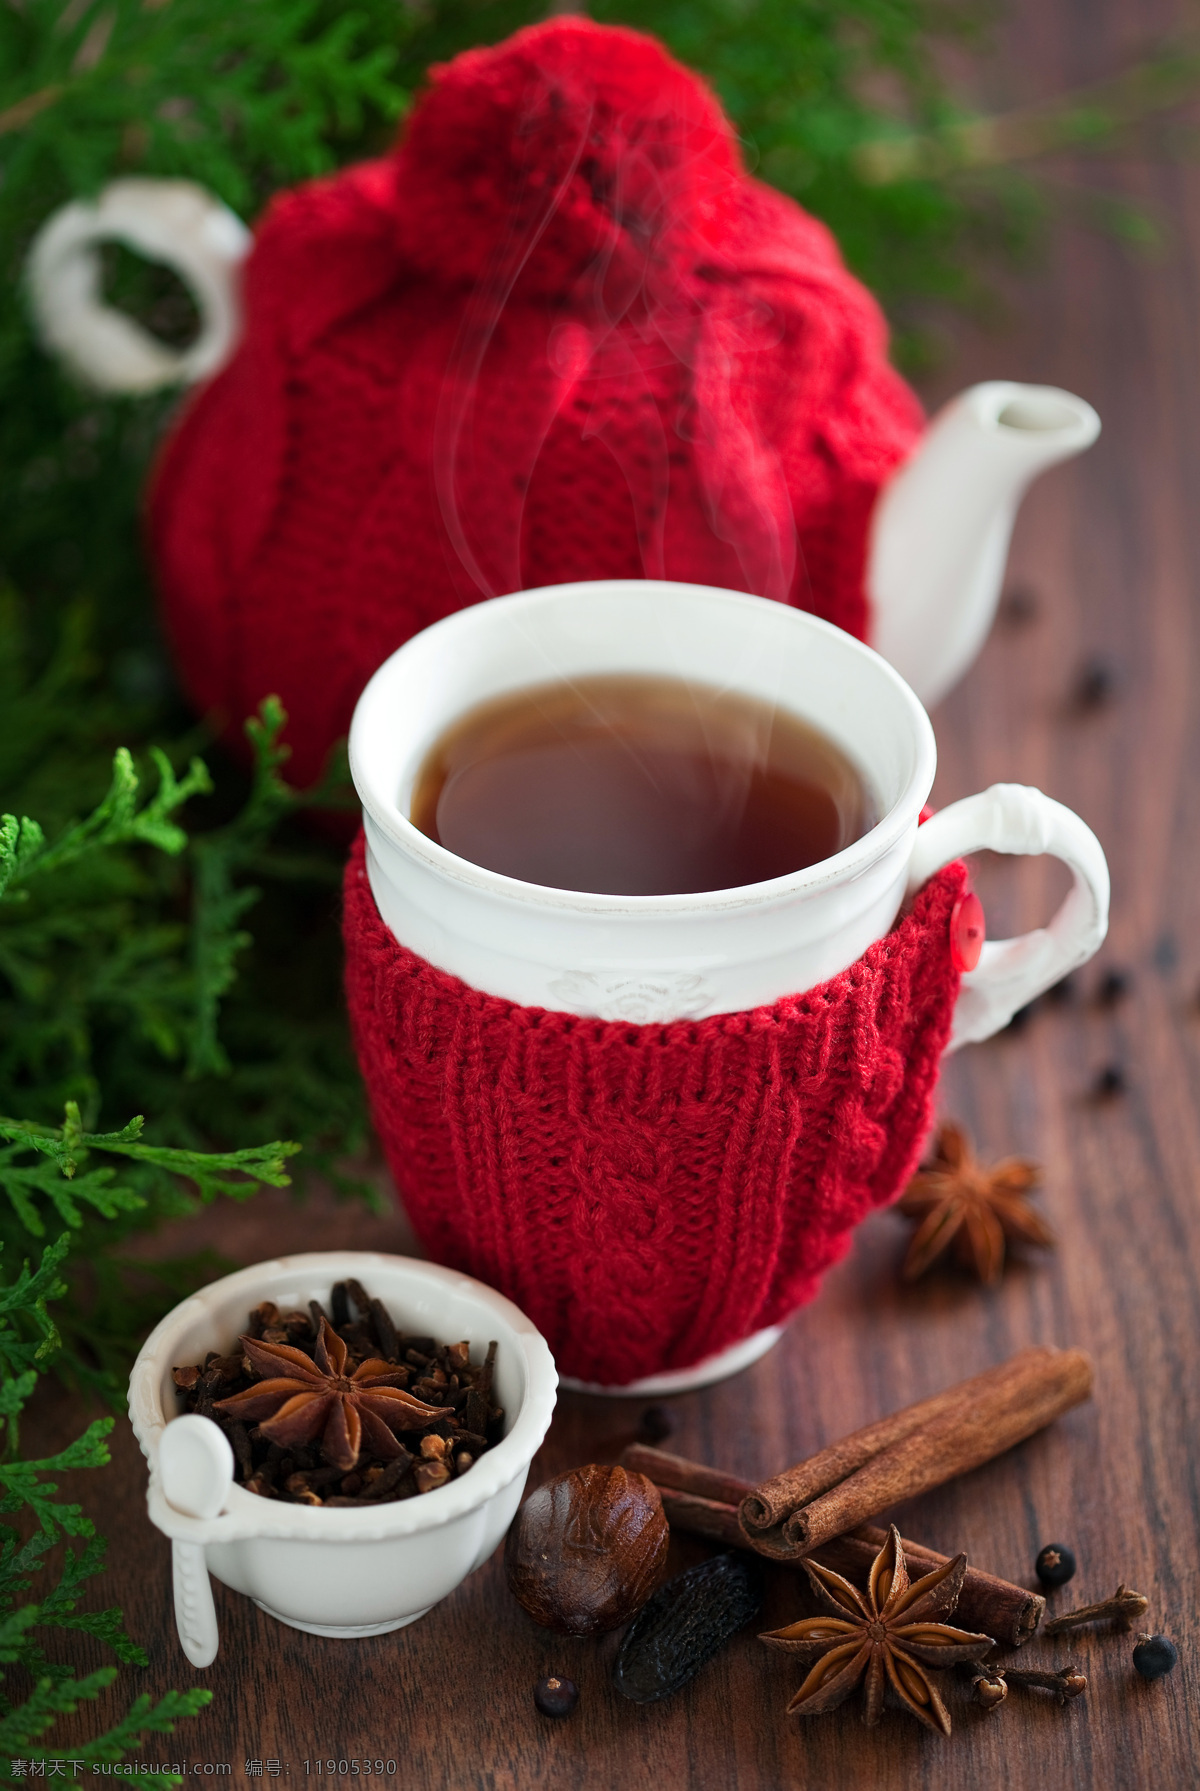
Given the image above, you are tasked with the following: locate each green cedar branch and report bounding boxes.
[0,1233,68,1376]
[0,747,211,901]
[0,1106,297,1240]
[0,1679,213,1787]
[0,1241,210,1778]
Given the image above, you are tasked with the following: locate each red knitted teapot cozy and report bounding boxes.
[149,18,923,787]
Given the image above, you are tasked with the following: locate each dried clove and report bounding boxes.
[331,1281,351,1327]
[1043,1584,1148,1636]
[345,1278,372,1318]
[280,1308,310,1339]
[969,1668,1008,1711]
[1002,1663,1087,1704]
[340,1320,376,1359]
[370,1297,400,1362]
[228,1420,254,1481]
[464,1340,497,1436]
[285,1467,343,1494]
[367,1455,413,1499]
[414,1459,451,1494]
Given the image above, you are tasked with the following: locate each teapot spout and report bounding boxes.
[867,382,1100,705]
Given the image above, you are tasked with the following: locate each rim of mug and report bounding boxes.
[349,580,938,916]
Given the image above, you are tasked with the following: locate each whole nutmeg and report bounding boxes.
[505,1464,669,1636]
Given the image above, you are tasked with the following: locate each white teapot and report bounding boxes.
[26,178,1099,707]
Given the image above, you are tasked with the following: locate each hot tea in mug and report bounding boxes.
[409,674,877,896]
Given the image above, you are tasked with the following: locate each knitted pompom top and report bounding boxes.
[149,18,923,787]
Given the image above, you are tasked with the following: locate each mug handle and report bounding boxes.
[26,178,249,394]
[905,783,1110,1051]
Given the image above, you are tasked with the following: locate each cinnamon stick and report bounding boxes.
[740,1345,1092,1556]
[738,1347,1062,1535]
[622,1446,751,1510]
[657,1488,747,1548]
[623,1446,1044,1648]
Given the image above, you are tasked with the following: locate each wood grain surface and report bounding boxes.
[24,1,1200,1785]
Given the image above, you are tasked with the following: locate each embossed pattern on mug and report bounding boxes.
[409,674,875,896]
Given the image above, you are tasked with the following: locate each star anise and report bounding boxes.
[214,1317,444,1472]
[759,1525,994,1736]
[897,1122,1054,1284]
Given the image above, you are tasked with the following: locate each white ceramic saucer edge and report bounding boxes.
[557,1323,784,1397]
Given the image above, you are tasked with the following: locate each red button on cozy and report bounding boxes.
[950,891,986,973]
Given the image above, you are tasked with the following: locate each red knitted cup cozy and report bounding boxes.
[149,18,923,789]
[343,835,965,1386]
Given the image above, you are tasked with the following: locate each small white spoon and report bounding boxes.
[158,1415,233,1668]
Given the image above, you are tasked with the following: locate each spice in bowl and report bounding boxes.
[172,1278,502,1506]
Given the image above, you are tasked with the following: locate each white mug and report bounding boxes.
[349,580,1109,1043]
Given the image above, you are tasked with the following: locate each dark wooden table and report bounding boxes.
[29,2,1200,1784]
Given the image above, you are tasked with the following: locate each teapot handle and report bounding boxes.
[26,178,249,394]
[906,784,1110,1050]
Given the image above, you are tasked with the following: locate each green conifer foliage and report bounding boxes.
[0,669,328,1396]
[0,1237,212,1781]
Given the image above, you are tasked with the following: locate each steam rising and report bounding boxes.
[431,64,799,609]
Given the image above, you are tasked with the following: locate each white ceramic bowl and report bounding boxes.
[128,1252,557,1658]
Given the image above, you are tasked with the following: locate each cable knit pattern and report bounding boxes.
[343,834,964,1386]
[149,18,923,789]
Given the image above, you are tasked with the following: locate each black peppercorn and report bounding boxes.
[1035,1543,1077,1588]
[1132,1634,1178,1680]
[1096,967,1130,1007]
[636,1405,673,1445]
[534,1675,579,1717]
[1072,656,1118,711]
[999,584,1040,628]
[1091,1064,1126,1101]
